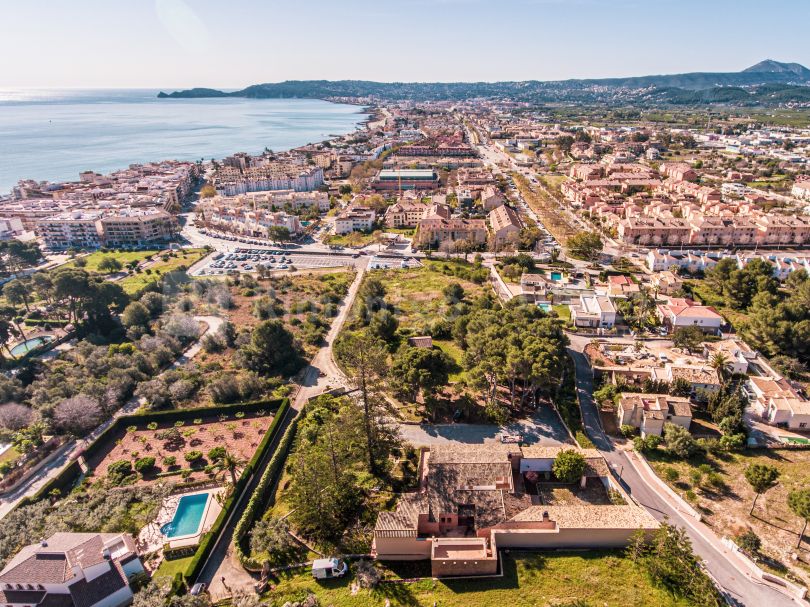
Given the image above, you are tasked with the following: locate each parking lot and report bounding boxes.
[193,247,367,276]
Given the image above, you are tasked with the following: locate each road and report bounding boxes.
[566,338,798,607]
[198,262,367,600]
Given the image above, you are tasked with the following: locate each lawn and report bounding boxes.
[118,249,208,294]
[152,555,193,580]
[552,304,571,321]
[433,339,465,382]
[0,445,20,466]
[264,551,689,607]
[647,447,810,584]
[67,249,161,272]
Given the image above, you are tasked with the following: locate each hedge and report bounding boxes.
[179,399,290,587]
[233,411,301,571]
[14,459,83,510]
[23,318,69,327]
[81,398,284,462]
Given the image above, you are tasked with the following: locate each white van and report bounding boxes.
[311,558,348,580]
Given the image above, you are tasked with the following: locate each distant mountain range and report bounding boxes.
[158,60,810,106]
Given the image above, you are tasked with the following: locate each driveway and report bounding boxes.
[398,404,572,447]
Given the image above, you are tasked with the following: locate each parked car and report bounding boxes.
[189,583,206,596]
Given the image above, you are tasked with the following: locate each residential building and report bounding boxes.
[792,178,810,201]
[488,205,522,249]
[650,270,682,295]
[384,201,428,228]
[702,339,756,375]
[0,532,144,607]
[0,217,24,240]
[99,208,176,248]
[335,206,376,234]
[36,211,104,249]
[414,217,487,249]
[372,444,658,577]
[570,294,617,329]
[748,376,810,430]
[616,393,692,437]
[480,186,505,211]
[656,298,723,333]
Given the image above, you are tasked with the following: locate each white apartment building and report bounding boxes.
[99,208,176,248]
[0,217,24,240]
[335,206,376,235]
[36,211,104,249]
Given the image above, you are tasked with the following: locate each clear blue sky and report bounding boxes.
[1,0,808,89]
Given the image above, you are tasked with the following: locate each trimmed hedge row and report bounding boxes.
[13,460,83,510]
[24,318,69,327]
[179,399,290,587]
[233,411,300,571]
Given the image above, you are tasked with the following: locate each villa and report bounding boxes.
[616,393,693,437]
[372,444,658,577]
[0,532,143,607]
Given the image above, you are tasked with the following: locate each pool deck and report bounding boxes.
[137,487,224,553]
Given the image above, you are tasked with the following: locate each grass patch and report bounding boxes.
[264,551,689,607]
[0,445,20,465]
[66,250,160,272]
[153,555,194,580]
[433,339,465,382]
[119,249,208,294]
[552,304,570,321]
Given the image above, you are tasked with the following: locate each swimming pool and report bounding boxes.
[550,272,562,281]
[161,493,210,539]
[538,303,552,313]
[10,335,54,357]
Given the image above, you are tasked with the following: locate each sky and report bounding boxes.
[1,0,809,89]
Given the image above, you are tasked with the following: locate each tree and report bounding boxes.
[97,256,123,273]
[121,302,151,332]
[566,231,603,263]
[442,282,465,304]
[663,423,700,458]
[368,309,398,343]
[391,346,452,410]
[0,402,33,431]
[552,449,586,483]
[249,515,294,558]
[788,488,810,548]
[54,395,103,436]
[709,352,730,382]
[334,331,390,473]
[216,450,245,485]
[238,320,303,377]
[744,463,779,515]
[267,225,291,245]
[672,325,704,354]
[735,530,762,555]
[3,279,30,312]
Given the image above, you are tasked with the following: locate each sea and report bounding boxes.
[0,88,369,194]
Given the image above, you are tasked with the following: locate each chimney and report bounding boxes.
[542,511,549,522]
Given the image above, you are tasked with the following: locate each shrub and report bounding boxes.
[147,422,158,431]
[685,489,698,502]
[107,460,132,478]
[174,420,185,428]
[620,424,638,438]
[162,456,177,467]
[184,450,203,464]
[208,446,226,462]
[663,423,701,458]
[663,467,680,483]
[134,457,156,474]
[126,425,138,433]
[736,530,762,555]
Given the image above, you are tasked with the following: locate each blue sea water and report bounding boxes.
[0,88,368,193]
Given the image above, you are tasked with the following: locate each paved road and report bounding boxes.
[567,344,797,607]
[199,263,366,600]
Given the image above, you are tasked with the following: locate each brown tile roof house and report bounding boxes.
[372,444,657,576]
[0,533,143,607]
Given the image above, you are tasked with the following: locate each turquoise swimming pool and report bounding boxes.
[10,335,54,357]
[161,493,209,539]
[550,272,562,281]
[538,303,552,313]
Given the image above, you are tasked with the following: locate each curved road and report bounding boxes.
[567,334,798,607]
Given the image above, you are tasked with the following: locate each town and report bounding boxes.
[2,57,810,607]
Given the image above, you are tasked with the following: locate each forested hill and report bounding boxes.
[158,61,810,106]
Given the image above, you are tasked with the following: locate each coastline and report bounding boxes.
[0,96,369,194]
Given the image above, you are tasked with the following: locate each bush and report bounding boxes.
[162,456,177,467]
[663,423,701,458]
[633,434,661,453]
[736,530,762,555]
[208,446,226,461]
[134,457,156,474]
[663,467,679,483]
[184,450,203,464]
[107,460,132,478]
[685,489,698,502]
[620,424,638,438]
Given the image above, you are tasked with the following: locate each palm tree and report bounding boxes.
[710,352,730,384]
[217,451,245,486]
[12,317,27,342]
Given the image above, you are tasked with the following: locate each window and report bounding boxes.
[800,423,807,429]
